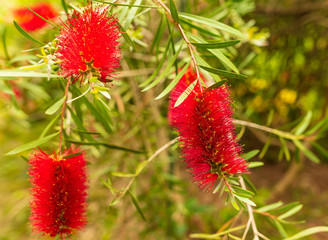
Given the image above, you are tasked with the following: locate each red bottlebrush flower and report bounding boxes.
[56,1,121,83]
[29,148,88,238]
[169,68,249,191]
[14,3,57,32]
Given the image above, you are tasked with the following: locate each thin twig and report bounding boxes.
[58,79,70,154]
[112,138,178,201]
[234,119,309,141]
[152,0,201,87]
[239,176,260,240]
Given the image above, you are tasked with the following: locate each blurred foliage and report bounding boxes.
[0,0,328,239]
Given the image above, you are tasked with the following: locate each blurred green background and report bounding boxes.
[0,0,327,239]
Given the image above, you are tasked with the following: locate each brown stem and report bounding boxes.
[152,0,202,87]
[58,79,70,155]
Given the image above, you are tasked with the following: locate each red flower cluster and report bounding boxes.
[14,3,57,32]
[169,68,249,191]
[56,1,121,83]
[29,148,88,238]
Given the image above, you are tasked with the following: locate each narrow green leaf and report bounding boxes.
[235,195,256,206]
[140,38,170,87]
[71,128,101,135]
[311,142,328,159]
[273,202,300,215]
[190,225,245,239]
[135,161,149,175]
[61,0,69,14]
[274,219,289,238]
[242,176,257,194]
[194,54,221,82]
[6,132,59,155]
[155,61,190,99]
[230,196,240,210]
[304,118,328,135]
[259,137,271,159]
[67,106,94,142]
[98,1,159,8]
[257,201,283,212]
[151,15,166,53]
[142,43,182,92]
[174,79,197,107]
[124,0,142,30]
[241,150,259,160]
[13,21,45,45]
[45,97,65,115]
[191,40,240,49]
[117,23,136,50]
[26,6,59,29]
[212,179,223,194]
[278,204,303,220]
[169,0,179,23]
[232,186,255,196]
[62,152,83,159]
[248,162,264,168]
[284,226,328,240]
[0,70,60,78]
[128,191,147,221]
[293,111,312,135]
[64,139,145,154]
[40,114,60,138]
[293,140,320,163]
[188,34,239,73]
[111,172,136,177]
[179,12,245,39]
[180,18,221,37]
[199,65,247,80]
[279,136,291,161]
[206,80,227,91]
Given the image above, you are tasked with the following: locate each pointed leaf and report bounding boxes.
[45,97,65,115]
[128,191,147,221]
[278,204,303,220]
[257,201,283,212]
[13,21,45,45]
[111,172,136,177]
[206,80,227,91]
[293,111,312,135]
[241,150,259,160]
[25,6,59,29]
[169,0,179,23]
[284,226,328,240]
[293,140,320,163]
[6,132,59,155]
[191,40,240,49]
[199,65,247,80]
[174,79,197,107]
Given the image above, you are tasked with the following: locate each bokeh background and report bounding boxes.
[0,0,327,239]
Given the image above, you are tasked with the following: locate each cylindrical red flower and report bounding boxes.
[14,3,57,32]
[29,148,88,238]
[169,68,249,191]
[56,1,121,83]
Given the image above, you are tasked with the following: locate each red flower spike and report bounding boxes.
[169,68,249,191]
[56,1,121,83]
[29,148,88,239]
[14,3,57,32]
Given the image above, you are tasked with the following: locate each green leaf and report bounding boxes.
[124,0,142,30]
[230,196,240,210]
[235,195,256,206]
[191,40,240,49]
[135,161,149,175]
[25,6,59,29]
[206,80,227,91]
[188,34,239,73]
[180,18,221,37]
[128,191,147,221]
[98,1,158,8]
[241,149,259,160]
[71,128,101,135]
[257,201,283,212]
[140,38,170,87]
[6,132,59,155]
[284,226,328,240]
[194,54,221,82]
[259,137,271,159]
[61,0,69,14]
[174,79,197,107]
[169,0,179,23]
[212,179,223,194]
[40,114,60,138]
[0,70,60,78]
[111,172,136,177]
[232,186,255,197]
[117,23,136,50]
[293,140,320,163]
[278,204,303,220]
[151,15,166,53]
[305,118,328,135]
[179,12,245,39]
[155,61,190,99]
[199,65,247,80]
[190,225,245,239]
[311,141,328,159]
[62,152,83,159]
[279,136,291,161]
[142,43,182,92]
[45,97,65,115]
[293,111,312,135]
[13,21,45,45]
[273,202,300,215]
[248,162,264,168]
[274,219,289,239]
[64,139,145,154]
